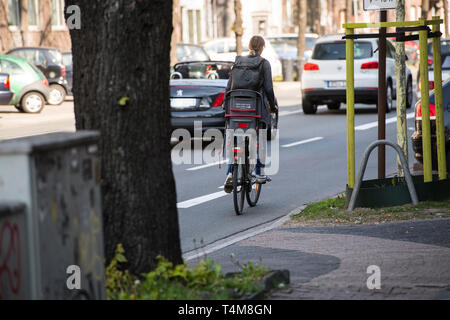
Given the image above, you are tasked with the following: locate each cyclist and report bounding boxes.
[224,35,278,193]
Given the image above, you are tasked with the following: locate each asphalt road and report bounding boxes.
[0,84,419,254]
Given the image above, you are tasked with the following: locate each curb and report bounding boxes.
[240,269,290,300]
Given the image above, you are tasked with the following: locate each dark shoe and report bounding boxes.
[224,173,233,193]
[256,174,271,184]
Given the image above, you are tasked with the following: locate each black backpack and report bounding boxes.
[230,55,265,91]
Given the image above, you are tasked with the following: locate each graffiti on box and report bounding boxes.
[0,221,21,299]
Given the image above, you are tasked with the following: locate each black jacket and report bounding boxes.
[226,55,277,125]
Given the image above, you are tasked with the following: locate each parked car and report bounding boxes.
[418,39,450,93]
[301,35,414,114]
[202,38,283,80]
[6,47,69,105]
[411,79,450,171]
[62,52,73,95]
[0,55,50,113]
[0,73,13,105]
[170,60,278,140]
[267,33,319,60]
[176,44,210,63]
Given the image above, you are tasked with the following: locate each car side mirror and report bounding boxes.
[405,54,409,61]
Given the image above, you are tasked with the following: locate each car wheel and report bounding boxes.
[302,98,317,114]
[406,77,413,109]
[48,84,66,105]
[385,82,393,113]
[267,111,278,141]
[21,92,45,113]
[327,102,340,110]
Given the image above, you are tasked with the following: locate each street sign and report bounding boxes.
[363,0,397,11]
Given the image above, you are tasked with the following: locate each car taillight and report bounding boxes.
[4,76,10,88]
[361,61,379,69]
[61,66,66,78]
[212,91,225,107]
[428,81,434,90]
[428,58,433,66]
[41,78,49,87]
[304,63,319,71]
[415,101,436,120]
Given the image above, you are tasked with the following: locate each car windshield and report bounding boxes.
[172,62,233,80]
[442,55,450,70]
[48,50,63,64]
[312,41,373,60]
[269,37,317,50]
[177,45,210,62]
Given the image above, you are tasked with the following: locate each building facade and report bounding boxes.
[0,0,71,53]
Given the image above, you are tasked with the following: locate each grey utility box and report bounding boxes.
[0,131,105,299]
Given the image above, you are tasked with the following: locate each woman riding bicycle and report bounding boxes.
[224,35,278,193]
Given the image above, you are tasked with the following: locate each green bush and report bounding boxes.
[106,244,270,300]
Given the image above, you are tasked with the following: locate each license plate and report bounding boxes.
[170,98,197,108]
[327,81,346,88]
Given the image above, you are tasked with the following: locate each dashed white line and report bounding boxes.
[282,136,324,148]
[355,112,415,131]
[177,191,229,209]
[186,159,229,171]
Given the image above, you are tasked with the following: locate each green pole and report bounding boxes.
[346,28,355,188]
[432,16,447,179]
[419,18,433,183]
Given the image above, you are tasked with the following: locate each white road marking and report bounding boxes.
[355,112,415,131]
[186,159,229,171]
[282,136,324,148]
[177,191,229,209]
[279,110,302,117]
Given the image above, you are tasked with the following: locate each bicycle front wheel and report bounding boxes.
[246,163,262,207]
[233,164,246,215]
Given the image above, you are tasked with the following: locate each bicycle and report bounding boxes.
[225,89,264,215]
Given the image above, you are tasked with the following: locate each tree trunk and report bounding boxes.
[233,0,243,56]
[444,0,449,37]
[346,0,353,23]
[297,0,307,63]
[396,0,408,177]
[19,0,28,46]
[65,0,183,275]
[422,0,431,19]
[0,0,14,51]
[171,0,182,66]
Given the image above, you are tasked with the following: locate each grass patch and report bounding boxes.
[289,194,450,226]
[106,244,271,300]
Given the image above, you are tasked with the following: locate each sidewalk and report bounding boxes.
[207,217,450,299]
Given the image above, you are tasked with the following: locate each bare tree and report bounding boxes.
[346,0,353,23]
[422,0,431,19]
[0,0,14,51]
[297,0,307,62]
[395,0,408,176]
[444,0,449,37]
[65,0,183,275]
[233,0,243,56]
[171,0,181,66]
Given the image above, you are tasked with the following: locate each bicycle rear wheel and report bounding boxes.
[233,164,246,215]
[246,162,262,207]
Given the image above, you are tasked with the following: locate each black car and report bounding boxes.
[0,73,13,105]
[170,61,231,134]
[411,79,450,171]
[6,47,70,105]
[62,52,73,95]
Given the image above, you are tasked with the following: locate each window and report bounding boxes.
[312,42,373,60]
[8,0,20,26]
[28,0,39,26]
[0,59,25,75]
[51,0,66,27]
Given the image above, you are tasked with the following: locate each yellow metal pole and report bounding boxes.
[432,16,447,179]
[419,18,433,183]
[346,28,355,188]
